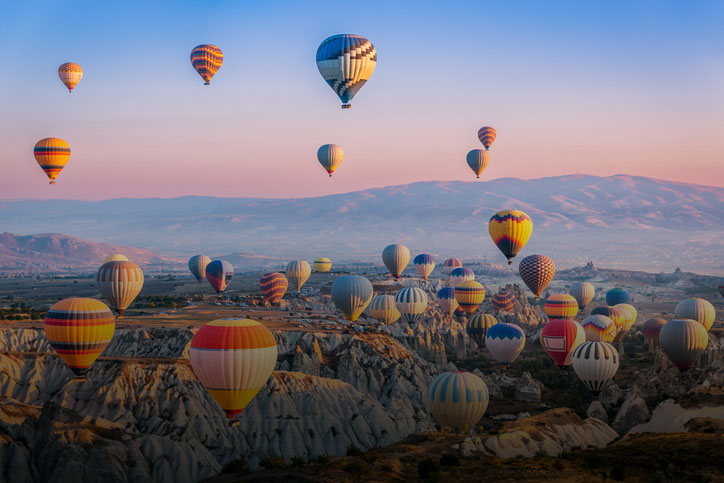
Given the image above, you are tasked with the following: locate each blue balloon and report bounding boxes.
[606,288,631,306]
[316,34,377,108]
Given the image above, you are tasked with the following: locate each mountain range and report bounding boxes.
[1,174,722,273]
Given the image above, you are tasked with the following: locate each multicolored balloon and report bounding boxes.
[519,255,555,299]
[569,282,595,310]
[34,137,70,184]
[394,287,428,324]
[314,257,332,272]
[485,323,525,364]
[96,261,144,316]
[466,149,490,179]
[44,298,115,378]
[331,275,373,321]
[442,258,463,275]
[477,126,497,150]
[382,244,410,279]
[454,281,486,315]
[488,210,533,265]
[491,289,516,313]
[591,306,626,336]
[466,313,497,349]
[58,62,83,92]
[571,341,619,399]
[449,267,475,287]
[190,319,277,418]
[674,298,715,332]
[659,319,709,372]
[540,319,585,371]
[581,314,617,343]
[317,144,344,177]
[642,318,667,348]
[427,371,489,432]
[190,44,223,85]
[103,254,128,263]
[206,259,234,294]
[606,288,631,306]
[366,294,401,325]
[316,34,376,108]
[259,272,288,305]
[435,287,459,316]
[286,260,312,291]
[613,303,637,342]
[188,255,211,283]
[413,254,436,280]
[544,294,579,320]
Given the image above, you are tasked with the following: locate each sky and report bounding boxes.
[1,0,723,200]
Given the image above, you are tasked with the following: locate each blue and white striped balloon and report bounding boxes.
[414,253,436,280]
[316,34,377,108]
[427,371,489,432]
[485,323,526,364]
[436,287,459,316]
[394,287,428,324]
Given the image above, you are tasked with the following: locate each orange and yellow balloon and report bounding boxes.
[33,138,70,184]
[58,62,83,92]
[96,261,144,316]
[454,281,486,315]
[44,298,115,378]
[488,210,533,265]
[190,44,223,85]
[478,126,497,150]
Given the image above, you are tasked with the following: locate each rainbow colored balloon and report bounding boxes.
[544,294,579,320]
[491,289,515,313]
[454,281,486,315]
[442,258,462,275]
[206,259,234,294]
[581,314,617,343]
[260,272,288,305]
[190,44,223,85]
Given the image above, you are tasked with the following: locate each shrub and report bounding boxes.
[259,457,288,470]
[342,460,370,475]
[315,454,330,464]
[439,453,459,467]
[223,457,250,475]
[291,456,306,468]
[418,458,441,482]
[610,464,626,481]
[346,444,364,457]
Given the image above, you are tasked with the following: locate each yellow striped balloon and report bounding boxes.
[613,303,637,342]
[44,298,115,377]
[190,44,223,85]
[488,210,533,265]
[427,371,489,432]
[544,294,579,320]
[96,261,144,316]
[581,314,617,343]
[190,319,277,418]
[674,298,716,332]
[366,294,401,325]
[477,126,497,149]
[103,254,128,263]
[314,257,332,272]
[33,138,70,184]
[58,62,83,92]
[286,260,311,291]
[317,144,344,177]
[466,313,498,349]
[591,306,626,337]
[454,281,486,315]
[659,319,709,372]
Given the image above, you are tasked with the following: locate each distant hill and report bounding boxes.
[0,233,182,271]
[2,174,723,273]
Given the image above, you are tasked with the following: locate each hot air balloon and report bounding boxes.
[436,287,459,316]
[540,319,585,372]
[58,62,83,92]
[259,272,288,305]
[316,34,376,108]
[443,258,463,275]
[394,287,428,324]
[485,323,525,364]
[477,126,497,150]
[382,244,410,279]
[427,372,489,432]
[605,288,631,306]
[571,342,619,399]
[189,319,277,418]
[642,318,667,349]
[331,275,373,321]
[44,298,115,378]
[569,282,595,310]
[206,259,234,294]
[519,255,555,299]
[314,257,332,272]
[491,289,516,313]
[96,261,144,316]
[317,144,344,176]
[466,149,490,179]
[188,255,211,283]
[449,267,475,287]
[103,254,128,263]
[286,260,312,291]
[675,298,715,332]
[466,313,497,349]
[190,44,223,85]
[413,254,436,281]
[454,281,486,315]
[581,314,617,343]
[718,277,724,298]
[659,319,708,372]
[366,294,401,325]
[544,294,579,320]
[34,137,70,184]
[613,303,637,342]
[591,306,626,336]
[488,210,533,265]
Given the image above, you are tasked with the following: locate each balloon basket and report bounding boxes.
[341,104,351,109]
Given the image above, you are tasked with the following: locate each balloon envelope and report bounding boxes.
[190,44,223,84]
[188,255,211,283]
[442,258,462,275]
[316,34,376,108]
[581,315,617,343]
[519,255,555,298]
[571,341,619,399]
[613,303,638,342]
[492,289,516,313]
[317,144,344,176]
[454,281,486,315]
[477,126,497,149]
[659,319,709,372]
[382,244,410,279]
[606,288,631,306]
[569,282,595,310]
[642,318,667,348]
[485,323,525,363]
[190,319,277,418]
[488,210,533,264]
[44,298,115,377]
[674,298,715,332]
[591,306,626,337]
[103,254,128,263]
[314,257,332,272]
[427,371,489,432]
[540,319,585,370]
[366,294,401,325]
[260,272,288,304]
[394,287,428,324]
[286,260,312,291]
[436,287,459,316]
[96,261,144,316]
[413,254,436,280]
[34,137,70,184]
[466,313,497,349]
[449,267,475,287]
[331,275,373,321]
[544,294,579,320]
[206,260,234,294]
[58,62,83,92]
[466,149,490,178]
